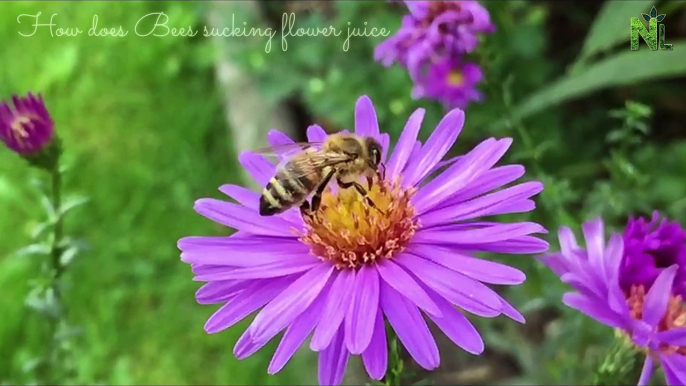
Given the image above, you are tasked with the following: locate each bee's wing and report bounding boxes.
[253,141,324,164]
[278,151,353,180]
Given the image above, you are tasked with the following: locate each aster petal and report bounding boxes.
[354,95,380,139]
[193,258,319,281]
[604,233,624,278]
[381,280,440,370]
[404,0,427,18]
[307,124,328,142]
[426,154,463,177]
[196,280,244,304]
[268,280,329,374]
[204,276,294,334]
[386,108,425,178]
[414,222,546,245]
[218,184,259,208]
[420,181,543,227]
[607,281,631,318]
[425,288,484,354]
[267,129,296,157]
[558,226,580,256]
[397,253,503,315]
[318,326,350,386]
[408,244,525,285]
[460,236,550,254]
[434,165,526,209]
[538,253,571,277]
[238,151,275,186]
[311,270,356,351]
[582,218,607,279]
[656,328,686,346]
[345,264,380,354]
[497,293,526,323]
[560,272,605,301]
[643,265,678,326]
[661,354,686,385]
[250,263,335,343]
[414,138,514,213]
[637,356,655,386]
[562,292,626,329]
[194,198,293,237]
[361,309,387,380]
[375,259,442,317]
[403,108,465,187]
[379,133,390,163]
[234,327,270,360]
[179,236,310,266]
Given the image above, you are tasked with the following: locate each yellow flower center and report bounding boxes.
[299,177,419,269]
[626,284,686,355]
[447,70,464,86]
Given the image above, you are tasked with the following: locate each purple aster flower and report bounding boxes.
[0,93,54,154]
[621,212,686,299]
[179,95,547,385]
[412,57,483,109]
[375,1,495,80]
[541,217,686,385]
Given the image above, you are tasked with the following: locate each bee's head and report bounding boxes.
[364,137,383,168]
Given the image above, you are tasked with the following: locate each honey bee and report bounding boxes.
[256,132,385,217]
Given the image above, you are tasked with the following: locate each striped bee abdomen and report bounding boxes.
[258,166,317,216]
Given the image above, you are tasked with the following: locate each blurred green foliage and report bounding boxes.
[2,0,686,385]
[0,1,308,384]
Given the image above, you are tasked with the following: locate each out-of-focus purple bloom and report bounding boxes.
[621,212,686,299]
[0,93,54,155]
[412,57,483,109]
[375,1,495,80]
[541,217,686,385]
[179,95,547,385]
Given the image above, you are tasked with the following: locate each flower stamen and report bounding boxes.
[299,177,419,269]
[626,284,686,355]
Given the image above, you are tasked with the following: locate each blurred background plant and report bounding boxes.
[1,0,686,385]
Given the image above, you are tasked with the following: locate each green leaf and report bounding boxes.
[58,195,90,217]
[650,6,657,18]
[490,40,686,130]
[30,221,53,240]
[657,14,666,22]
[40,195,56,218]
[576,1,655,62]
[642,13,651,22]
[15,243,51,257]
[59,247,79,268]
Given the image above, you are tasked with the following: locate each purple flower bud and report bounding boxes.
[0,93,54,155]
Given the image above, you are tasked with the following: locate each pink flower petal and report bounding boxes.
[345,264,380,354]
[380,280,440,370]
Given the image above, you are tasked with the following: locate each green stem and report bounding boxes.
[44,160,64,385]
[382,330,404,386]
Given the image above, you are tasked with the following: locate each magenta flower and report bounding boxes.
[621,212,686,299]
[375,0,495,80]
[0,93,54,154]
[412,57,484,109]
[541,217,686,385]
[179,95,547,385]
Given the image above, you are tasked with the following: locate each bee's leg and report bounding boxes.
[379,163,386,180]
[310,168,337,214]
[299,201,311,217]
[337,179,385,215]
